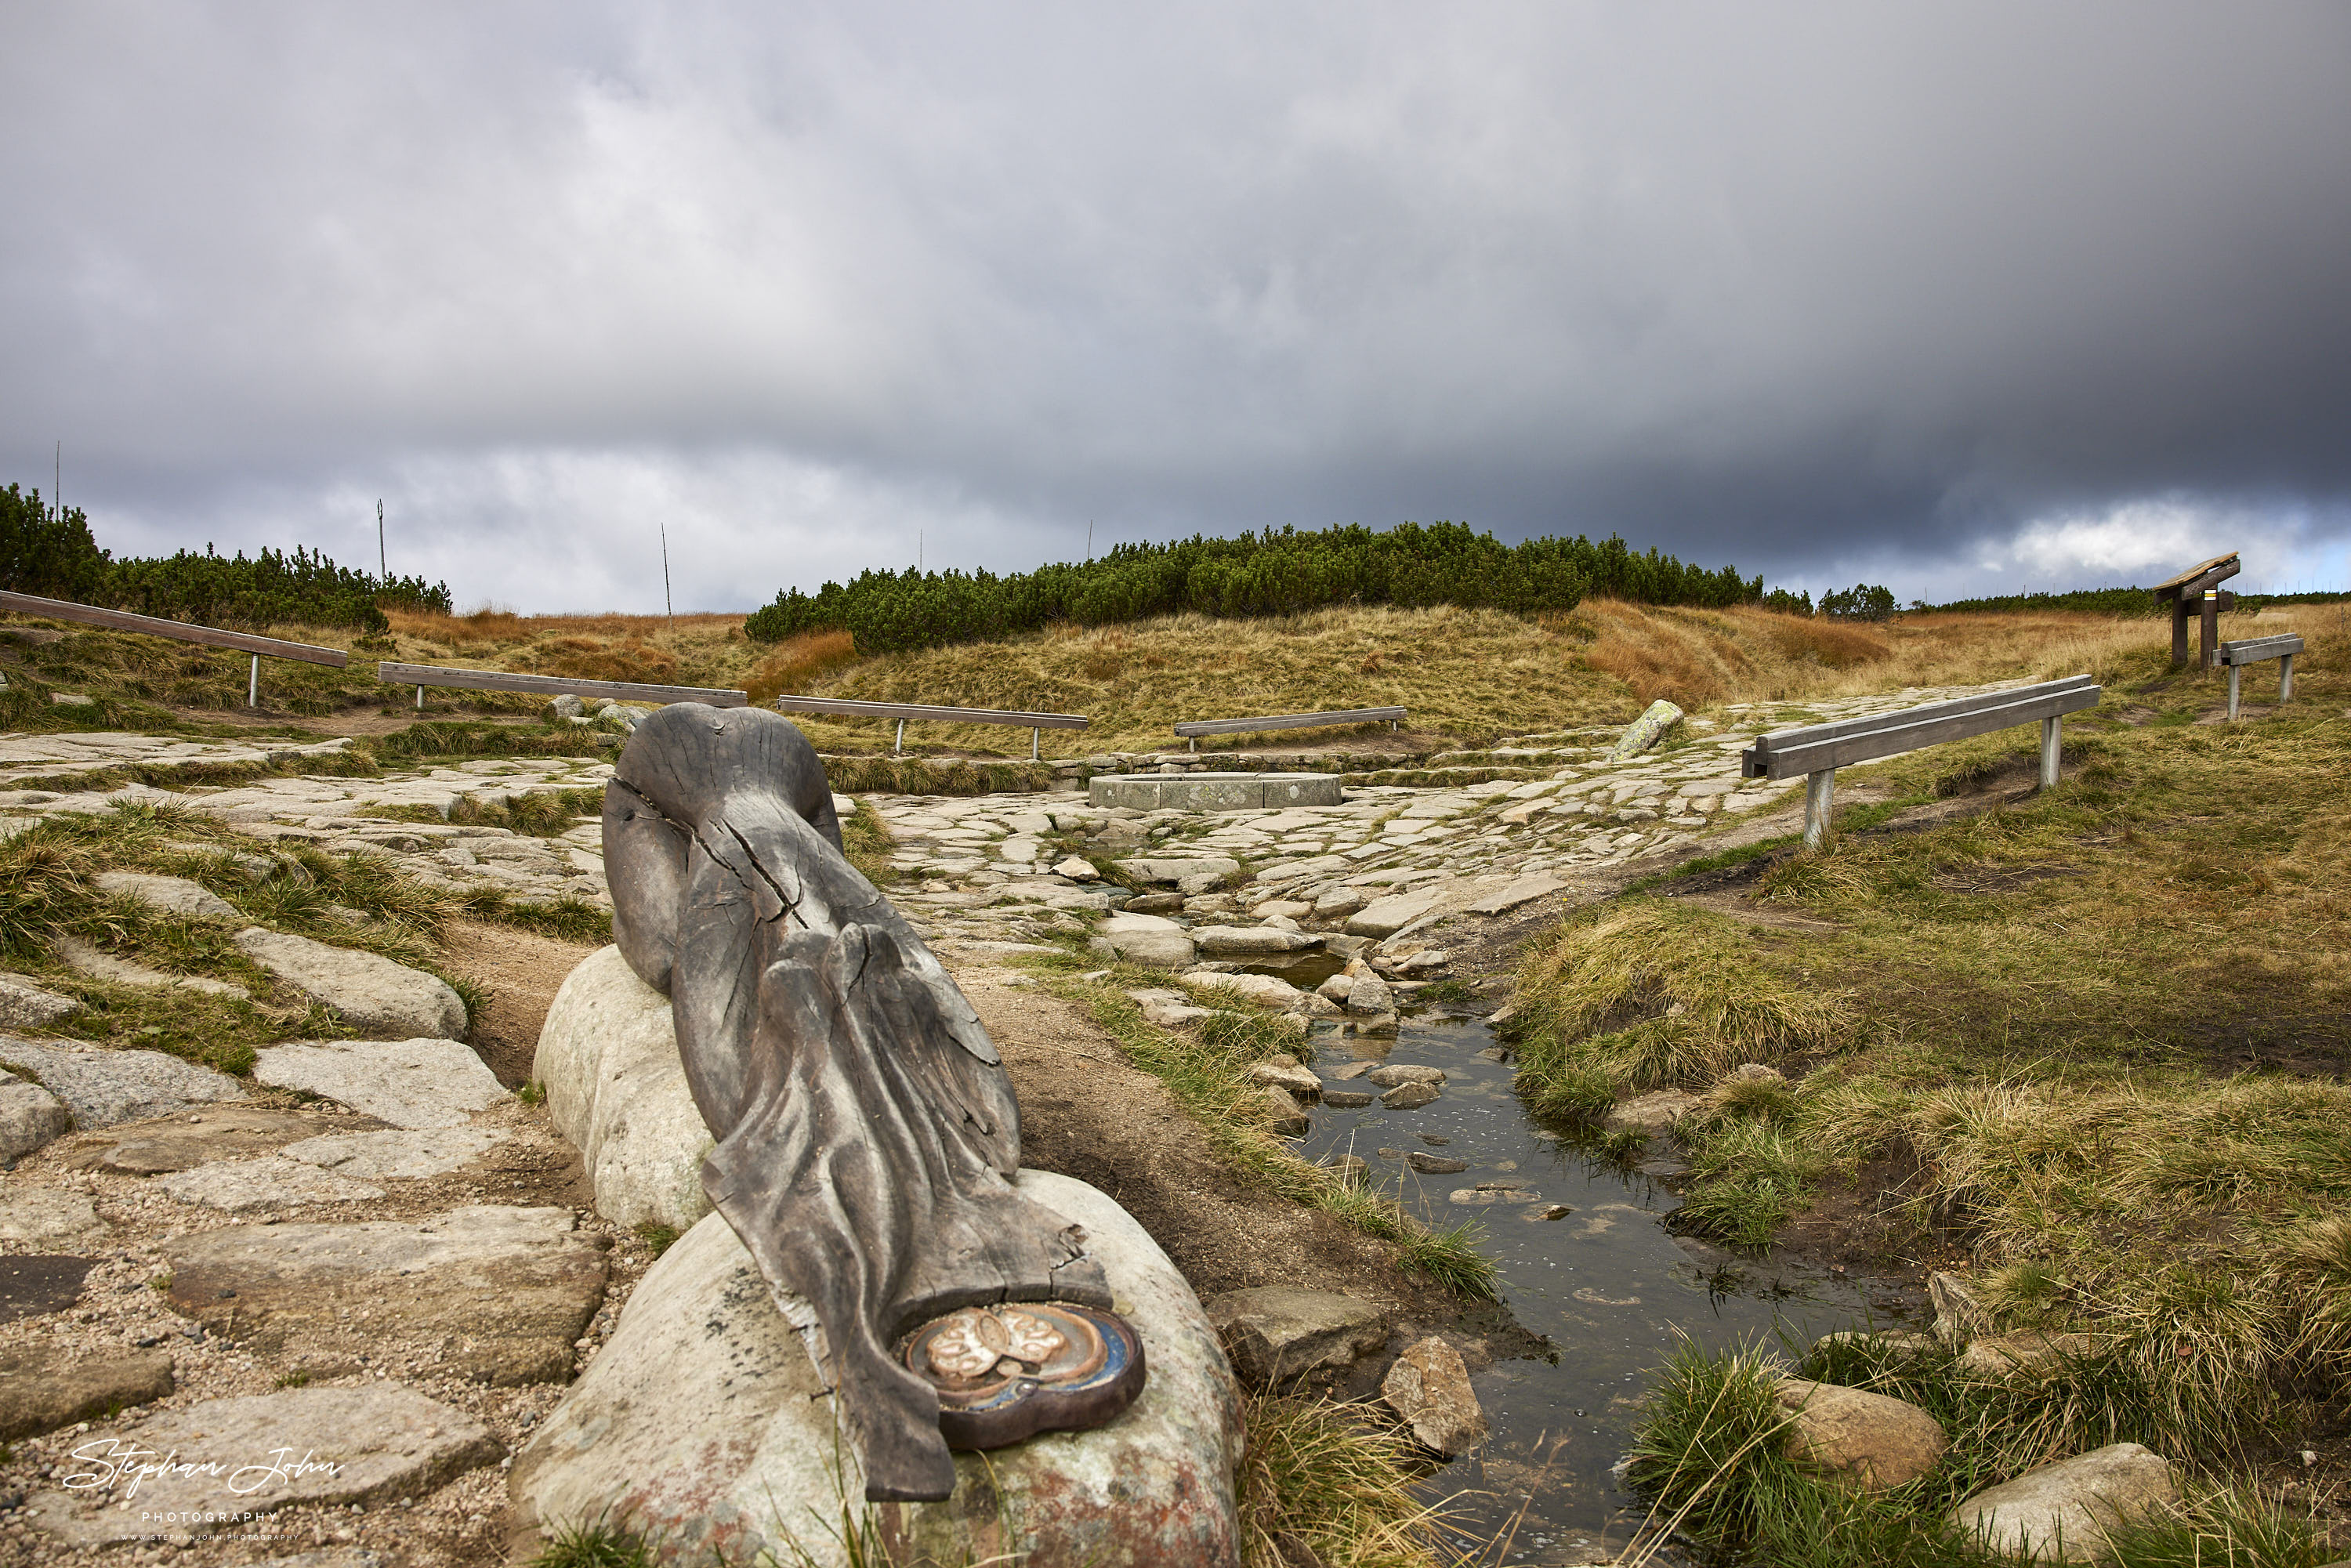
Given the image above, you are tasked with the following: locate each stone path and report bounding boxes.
[871,683,2021,993]
[0,677,2030,1564]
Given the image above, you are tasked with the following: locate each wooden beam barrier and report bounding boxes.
[770,694,1089,759]
[1171,705,1407,752]
[1741,674,2103,849]
[2218,633,2306,720]
[2149,552,2241,668]
[379,661,748,709]
[0,588,351,710]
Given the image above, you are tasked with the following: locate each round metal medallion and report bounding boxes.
[900,1302,1147,1450]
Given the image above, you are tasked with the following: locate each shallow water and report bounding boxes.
[1297,1014,1907,1565]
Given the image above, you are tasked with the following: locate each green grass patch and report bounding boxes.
[1237,1396,1447,1568]
[1031,958,1496,1299]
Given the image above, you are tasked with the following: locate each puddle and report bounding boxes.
[1297,1014,1905,1564]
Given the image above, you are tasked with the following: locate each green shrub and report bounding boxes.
[748,520,1766,651]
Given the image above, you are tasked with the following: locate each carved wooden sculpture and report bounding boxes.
[604,704,1143,1501]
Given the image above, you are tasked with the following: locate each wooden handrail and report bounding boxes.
[770,694,1089,759]
[1172,706,1406,742]
[379,661,746,707]
[0,589,349,666]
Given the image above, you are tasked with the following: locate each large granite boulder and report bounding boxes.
[1773,1378,1947,1490]
[531,946,713,1230]
[511,1170,1243,1566]
[1951,1442,2178,1561]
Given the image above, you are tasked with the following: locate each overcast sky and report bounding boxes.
[5,3,2349,612]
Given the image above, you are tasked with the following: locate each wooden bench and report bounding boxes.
[378,661,747,712]
[0,588,349,707]
[2217,633,2305,719]
[1741,675,2103,849]
[770,695,1089,759]
[1171,705,1406,751]
[2150,552,2241,668]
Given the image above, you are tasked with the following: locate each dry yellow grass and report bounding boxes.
[252,596,2349,753]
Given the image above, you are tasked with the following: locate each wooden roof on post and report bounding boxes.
[2150,552,2241,599]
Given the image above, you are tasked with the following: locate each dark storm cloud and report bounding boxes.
[4,2,2348,609]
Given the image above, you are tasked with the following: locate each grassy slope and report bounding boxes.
[1506,602,2351,1558]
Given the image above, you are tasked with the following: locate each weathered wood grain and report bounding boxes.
[1743,675,2101,780]
[1172,705,1407,738]
[2217,634,2305,665]
[378,661,746,706]
[605,704,1118,1503]
[770,695,1089,728]
[0,590,350,667]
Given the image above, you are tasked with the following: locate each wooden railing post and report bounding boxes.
[1804,769,1836,849]
[2200,588,2219,668]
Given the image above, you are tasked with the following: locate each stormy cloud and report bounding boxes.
[4,2,2347,610]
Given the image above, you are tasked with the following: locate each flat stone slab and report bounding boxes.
[22,1385,504,1547]
[235,928,468,1039]
[252,1037,506,1128]
[0,1254,92,1324]
[0,1041,245,1128]
[160,1154,389,1213]
[162,1204,607,1385]
[94,870,241,920]
[51,935,246,997]
[511,1170,1243,1567]
[1114,854,1244,885]
[0,1348,173,1440]
[1466,873,1568,916]
[1202,1287,1388,1389]
[1091,773,1343,811]
[0,1070,71,1162]
[59,1106,352,1174]
[532,947,714,1229]
[1346,887,1445,938]
[0,973,79,1029]
[280,1126,502,1181]
[0,1187,109,1246]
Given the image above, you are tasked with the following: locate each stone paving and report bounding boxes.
[0,675,2031,1563]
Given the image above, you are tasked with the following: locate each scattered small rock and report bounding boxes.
[1382,1337,1488,1455]
[1380,1081,1440,1110]
[1244,1058,1324,1102]
[1250,1085,1310,1136]
[1366,1064,1445,1088]
[1322,1089,1374,1108]
[1956,1331,2103,1380]
[1603,1089,1704,1135]
[1929,1270,1994,1345]
[1407,1151,1468,1174]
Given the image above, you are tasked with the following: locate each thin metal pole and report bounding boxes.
[2226,665,2241,721]
[1031,726,1040,761]
[1803,768,1835,849]
[661,523,674,629]
[248,654,260,708]
[378,500,386,581]
[894,718,905,755]
[416,685,425,711]
[2040,715,2063,785]
[2280,654,2295,703]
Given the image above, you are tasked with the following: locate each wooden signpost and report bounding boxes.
[2149,552,2241,669]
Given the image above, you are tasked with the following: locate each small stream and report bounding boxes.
[1294,1011,1905,1565]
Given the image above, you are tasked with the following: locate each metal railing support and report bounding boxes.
[1804,768,1836,849]
[248,653,260,708]
[894,718,906,755]
[2227,665,2242,721]
[2041,715,2063,786]
[2281,654,2296,702]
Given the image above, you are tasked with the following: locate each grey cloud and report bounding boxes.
[4,2,2347,609]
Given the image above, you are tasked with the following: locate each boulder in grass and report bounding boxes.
[93,871,239,921]
[1773,1378,1948,1490]
[1608,699,1686,759]
[1951,1443,2178,1562]
[0,976,79,1030]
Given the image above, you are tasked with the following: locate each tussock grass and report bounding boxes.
[1237,1396,1447,1568]
[838,798,896,888]
[1510,902,1849,1104]
[1624,1340,2338,1567]
[1036,961,1497,1299]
